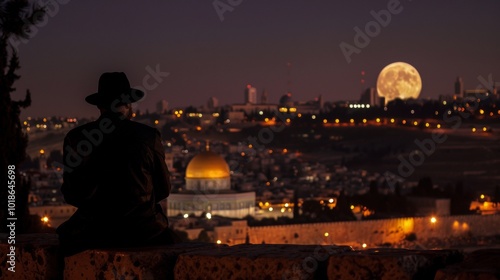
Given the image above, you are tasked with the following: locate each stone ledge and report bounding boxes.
[0,233,61,280]
[64,243,219,280]
[434,249,500,280]
[174,244,352,280]
[327,248,463,280]
[2,234,499,280]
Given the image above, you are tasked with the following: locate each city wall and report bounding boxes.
[248,215,500,246]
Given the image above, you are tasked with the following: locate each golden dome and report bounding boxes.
[185,151,230,179]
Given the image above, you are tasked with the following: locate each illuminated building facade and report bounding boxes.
[167,149,256,218]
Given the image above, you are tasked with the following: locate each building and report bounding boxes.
[406,197,450,216]
[454,76,463,98]
[261,89,268,104]
[230,103,278,115]
[244,84,257,104]
[360,87,381,107]
[156,99,169,114]
[29,204,77,228]
[167,148,256,219]
[207,97,218,109]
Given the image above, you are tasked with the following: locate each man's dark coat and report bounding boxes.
[57,113,171,252]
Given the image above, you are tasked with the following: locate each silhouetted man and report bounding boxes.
[57,72,174,256]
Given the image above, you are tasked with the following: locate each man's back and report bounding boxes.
[58,113,171,252]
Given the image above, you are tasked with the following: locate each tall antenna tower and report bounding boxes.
[360,69,366,90]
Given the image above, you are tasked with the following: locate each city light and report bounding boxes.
[430,217,437,224]
[206,213,212,219]
[480,194,485,199]
[362,243,367,248]
[324,232,329,237]
[216,240,221,244]
[41,216,49,223]
[183,214,189,218]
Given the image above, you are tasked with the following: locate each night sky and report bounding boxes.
[13,0,500,118]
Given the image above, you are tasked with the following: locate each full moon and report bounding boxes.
[376,62,422,104]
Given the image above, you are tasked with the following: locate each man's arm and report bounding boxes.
[61,135,99,207]
[151,131,171,202]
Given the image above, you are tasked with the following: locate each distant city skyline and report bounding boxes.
[11,0,500,118]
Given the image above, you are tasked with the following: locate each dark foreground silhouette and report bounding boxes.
[57,72,177,256]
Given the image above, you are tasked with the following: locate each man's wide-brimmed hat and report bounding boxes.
[85,72,144,106]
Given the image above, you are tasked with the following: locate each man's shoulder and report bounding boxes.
[121,120,162,145]
[125,120,158,135]
[65,121,100,138]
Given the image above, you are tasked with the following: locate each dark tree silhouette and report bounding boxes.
[0,0,44,233]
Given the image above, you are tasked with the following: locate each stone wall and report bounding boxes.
[248,215,500,246]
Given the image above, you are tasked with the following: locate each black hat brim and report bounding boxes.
[85,88,145,106]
